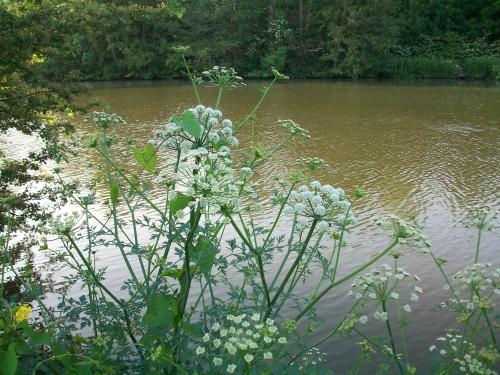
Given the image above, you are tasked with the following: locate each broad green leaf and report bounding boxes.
[0,343,17,375]
[142,295,178,330]
[142,144,157,173]
[110,180,119,205]
[191,236,210,257]
[191,236,215,275]
[181,111,201,138]
[169,192,191,215]
[133,144,157,173]
[197,248,215,275]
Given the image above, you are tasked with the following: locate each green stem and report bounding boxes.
[229,217,272,310]
[66,235,143,359]
[234,78,277,135]
[181,54,201,105]
[295,240,398,321]
[474,289,498,351]
[215,85,224,109]
[265,219,318,320]
[270,214,297,290]
[382,299,404,374]
[429,250,467,313]
[474,227,482,264]
[330,204,353,283]
[179,208,202,318]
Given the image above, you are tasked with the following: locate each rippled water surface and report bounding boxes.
[10,80,500,373]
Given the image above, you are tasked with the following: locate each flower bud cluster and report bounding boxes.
[284,180,355,233]
[46,211,80,236]
[278,119,310,139]
[441,263,498,313]
[201,66,244,88]
[374,214,431,252]
[88,111,126,129]
[459,206,498,231]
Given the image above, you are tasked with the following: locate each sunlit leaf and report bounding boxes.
[169,192,191,215]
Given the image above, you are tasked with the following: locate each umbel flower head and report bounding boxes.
[284,180,355,233]
[153,106,257,215]
[201,66,244,88]
[459,206,498,231]
[374,214,431,252]
[87,111,126,129]
[279,119,310,139]
[348,264,422,325]
[441,263,499,313]
[193,313,289,373]
[429,331,498,375]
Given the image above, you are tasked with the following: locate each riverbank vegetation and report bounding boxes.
[1,50,498,373]
[2,0,500,81]
[1,1,499,373]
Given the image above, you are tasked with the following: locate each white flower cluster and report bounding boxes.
[296,157,327,172]
[155,105,238,151]
[45,211,80,236]
[441,263,499,313]
[201,66,244,88]
[374,214,431,252]
[430,332,498,375]
[459,206,498,231]
[278,119,310,139]
[294,347,328,370]
[154,105,257,215]
[348,264,422,323]
[89,111,125,129]
[194,313,288,374]
[284,180,355,233]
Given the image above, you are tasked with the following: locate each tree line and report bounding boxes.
[2,0,500,81]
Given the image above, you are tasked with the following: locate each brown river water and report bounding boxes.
[5,79,500,373]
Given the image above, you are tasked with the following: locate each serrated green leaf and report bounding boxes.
[169,192,191,215]
[181,111,201,138]
[142,295,178,330]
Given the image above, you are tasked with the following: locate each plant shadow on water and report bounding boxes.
[1,50,499,374]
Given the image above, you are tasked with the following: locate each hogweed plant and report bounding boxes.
[0,50,498,374]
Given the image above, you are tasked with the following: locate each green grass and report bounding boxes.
[463,57,500,80]
[390,57,459,79]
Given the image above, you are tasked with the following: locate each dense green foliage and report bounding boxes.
[0,1,83,306]
[2,0,500,80]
